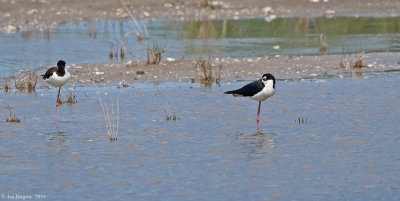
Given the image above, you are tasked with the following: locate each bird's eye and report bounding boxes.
[262,77,267,81]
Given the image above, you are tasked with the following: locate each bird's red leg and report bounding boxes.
[56,105,59,129]
[257,101,261,129]
[56,87,61,107]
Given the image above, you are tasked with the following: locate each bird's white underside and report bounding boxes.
[45,69,71,87]
[250,79,275,102]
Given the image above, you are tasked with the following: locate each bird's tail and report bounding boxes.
[40,75,46,79]
[224,90,237,94]
[224,89,244,97]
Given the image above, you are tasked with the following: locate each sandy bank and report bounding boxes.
[60,52,400,85]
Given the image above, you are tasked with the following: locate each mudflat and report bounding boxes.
[1,0,399,84]
[1,0,400,32]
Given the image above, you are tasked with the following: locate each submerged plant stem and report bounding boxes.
[97,94,119,141]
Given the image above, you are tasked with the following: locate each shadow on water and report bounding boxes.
[1,17,400,73]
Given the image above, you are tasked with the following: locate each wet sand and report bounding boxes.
[64,52,399,85]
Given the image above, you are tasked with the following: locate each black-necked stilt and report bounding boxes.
[224,73,275,129]
[41,60,71,107]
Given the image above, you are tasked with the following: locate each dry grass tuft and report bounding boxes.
[109,31,130,61]
[166,113,178,121]
[319,34,327,54]
[97,94,119,141]
[154,84,178,121]
[194,55,222,85]
[5,67,38,93]
[58,88,78,105]
[340,49,365,69]
[296,117,311,124]
[2,80,9,93]
[119,31,130,60]
[146,40,165,65]
[339,56,348,68]
[109,50,114,60]
[350,53,364,68]
[6,106,20,123]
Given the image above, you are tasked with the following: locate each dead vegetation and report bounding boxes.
[2,80,9,93]
[154,83,177,121]
[58,87,78,105]
[296,117,311,124]
[97,94,119,141]
[340,48,365,68]
[3,67,37,93]
[350,53,364,68]
[109,31,130,61]
[194,55,222,85]
[319,34,327,54]
[119,0,148,41]
[5,106,20,123]
[146,40,165,65]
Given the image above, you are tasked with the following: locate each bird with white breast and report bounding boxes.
[41,60,71,107]
[224,73,275,129]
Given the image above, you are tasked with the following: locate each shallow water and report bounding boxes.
[1,17,400,74]
[1,72,399,200]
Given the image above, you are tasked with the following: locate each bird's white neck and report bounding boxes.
[262,79,274,90]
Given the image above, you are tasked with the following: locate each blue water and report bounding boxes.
[1,72,399,200]
[1,17,400,75]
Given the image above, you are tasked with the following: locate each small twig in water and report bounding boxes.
[296,117,312,124]
[97,94,119,141]
[154,84,177,121]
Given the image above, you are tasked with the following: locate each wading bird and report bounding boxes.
[41,60,71,107]
[224,73,275,129]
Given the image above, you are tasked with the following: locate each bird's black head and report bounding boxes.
[57,60,66,69]
[261,73,275,88]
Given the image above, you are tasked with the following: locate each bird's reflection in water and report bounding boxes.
[233,130,278,158]
[42,131,69,148]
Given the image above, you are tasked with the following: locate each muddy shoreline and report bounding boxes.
[58,52,399,85]
[2,0,400,33]
[1,0,400,85]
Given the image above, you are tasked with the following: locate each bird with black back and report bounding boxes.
[224,73,275,129]
[41,60,71,107]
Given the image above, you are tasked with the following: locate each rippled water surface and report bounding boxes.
[1,72,399,200]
